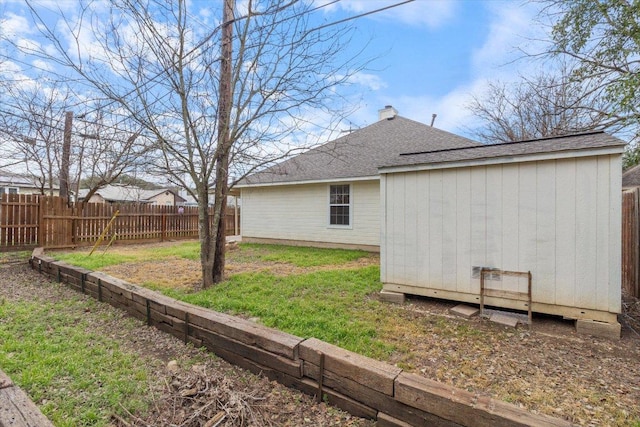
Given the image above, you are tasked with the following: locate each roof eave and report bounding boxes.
[379,145,625,174]
[235,175,379,188]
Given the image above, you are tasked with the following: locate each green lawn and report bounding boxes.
[54,242,398,359]
[0,296,153,426]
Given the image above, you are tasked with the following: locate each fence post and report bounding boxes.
[161,213,166,242]
[37,195,45,247]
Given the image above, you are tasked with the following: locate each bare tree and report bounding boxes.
[537,0,640,165]
[0,80,147,198]
[12,0,368,288]
[467,69,627,144]
[0,81,70,194]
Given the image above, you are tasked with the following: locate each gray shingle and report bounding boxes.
[623,163,640,187]
[381,131,626,169]
[238,116,480,185]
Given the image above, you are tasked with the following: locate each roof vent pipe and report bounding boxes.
[378,105,398,121]
[431,113,437,127]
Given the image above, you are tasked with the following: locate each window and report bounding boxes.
[329,184,350,226]
[0,187,18,195]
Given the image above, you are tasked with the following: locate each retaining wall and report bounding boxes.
[30,251,573,427]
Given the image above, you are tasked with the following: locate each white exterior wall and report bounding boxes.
[241,180,380,247]
[381,155,622,319]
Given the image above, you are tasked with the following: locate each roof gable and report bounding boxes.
[79,184,185,203]
[238,116,480,186]
[623,163,640,187]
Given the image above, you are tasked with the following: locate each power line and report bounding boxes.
[6,0,414,128]
[310,0,415,32]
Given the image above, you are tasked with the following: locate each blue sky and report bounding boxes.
[0,0,546,140]
[310,0,546,136]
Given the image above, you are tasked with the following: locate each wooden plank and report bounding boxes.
[0,369,54,427]
[428,170,444,286]
[191,324,303,378]
[304,361,459,427]
[299,338,402,396]
[575,157,598,309]
[395,373,571,427]
[187,307,303,359]
[555,158,576,307]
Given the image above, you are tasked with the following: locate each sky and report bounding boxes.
[312,0,547,136]
[0,0,549,142]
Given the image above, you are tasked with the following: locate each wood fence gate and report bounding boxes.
[0,194,240,251]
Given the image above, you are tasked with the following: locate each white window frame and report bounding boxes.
[0,187,19,195]
[327,183,352,229]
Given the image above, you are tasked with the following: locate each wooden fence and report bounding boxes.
[622,188,640,298]
[0,194,239,251]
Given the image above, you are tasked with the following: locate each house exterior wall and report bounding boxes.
[148,192,175,205]
[87,194,106,204]
[241,180,380,249]
[0,185,59,196]
[381,154,622,322]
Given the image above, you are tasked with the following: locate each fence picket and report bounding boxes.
[0,195,239,251]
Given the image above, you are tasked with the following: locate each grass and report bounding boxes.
[53,242,396,359]
[243,243,370,267]
[164,266,395,358]
[53,241,200,270]
[0,296,154,426]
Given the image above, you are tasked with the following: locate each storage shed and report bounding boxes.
[379,132,626,332]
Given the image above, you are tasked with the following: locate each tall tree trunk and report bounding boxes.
[197,186,214,291]
[60,111,73,202]
[207,0,234,287]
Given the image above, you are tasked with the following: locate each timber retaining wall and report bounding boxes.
[30,251,573,427]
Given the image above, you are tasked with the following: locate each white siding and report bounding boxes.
[241,180,380,247]
[381,155,622,315]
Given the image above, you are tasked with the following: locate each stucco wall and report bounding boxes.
[381,154,622,320]
[241,180,380,247]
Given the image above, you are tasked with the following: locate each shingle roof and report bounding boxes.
[380,131,626,170]
[78,184,185,203]
[238,116,481,185]
[623,163,640,187]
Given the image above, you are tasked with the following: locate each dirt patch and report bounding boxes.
[381,295,640,426]
[100,245,379,291]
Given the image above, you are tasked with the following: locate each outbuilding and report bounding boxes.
[379,131,626,335]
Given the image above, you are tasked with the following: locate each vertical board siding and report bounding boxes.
[441,169,458,291]
[470,167,487,294]
[575,158,598,309]
[240,180,380,247]
[455,169,472,293]
[428,170,443,287]
[554,159,577,307]
[535,162,557,304]
[382,154,622,314]
[609,155,623,309]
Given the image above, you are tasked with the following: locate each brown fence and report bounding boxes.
[0,194,240,251]
[622,188,640,298]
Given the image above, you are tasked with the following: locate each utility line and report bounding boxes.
[5,0,413,128]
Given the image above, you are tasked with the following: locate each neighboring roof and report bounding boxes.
[380,131,626,171]
[0,170,58,189]
[78,184,186,203]
[237,116,481,186]
[623,163,640,187]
